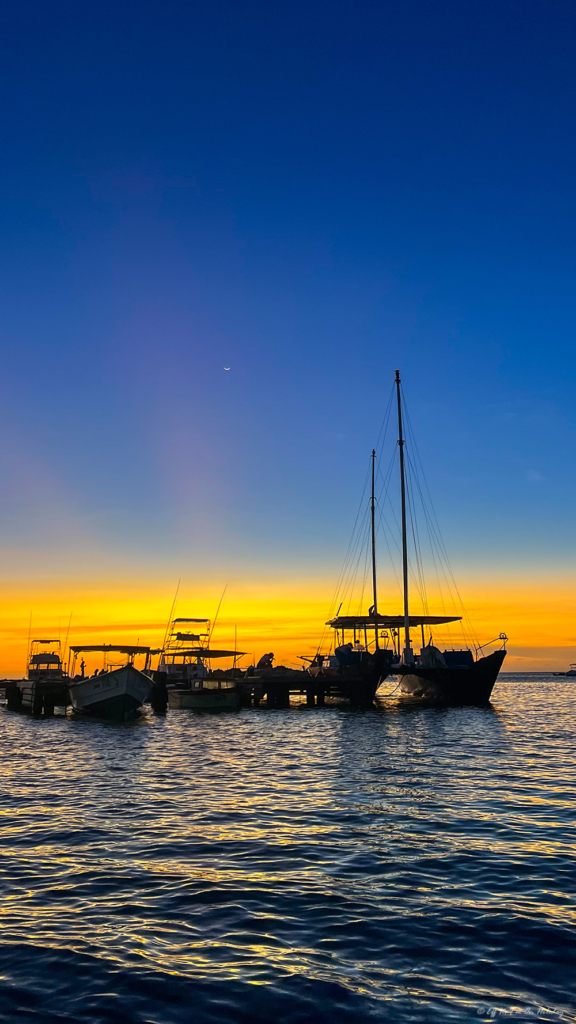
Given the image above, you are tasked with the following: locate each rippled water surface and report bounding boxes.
[1,674,575,1024]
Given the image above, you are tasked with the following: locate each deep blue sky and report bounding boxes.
[0,0,575,582]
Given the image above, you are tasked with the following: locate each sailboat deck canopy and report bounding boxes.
[70,645,156,655]
[163,648,245,659]
[327,614,462,629]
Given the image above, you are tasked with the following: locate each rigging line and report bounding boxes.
[375,504,403,596]
[374,463,427,601]
[404,459,423,601]
[337,494,372,590]
[400,399,460,646]
[357,524,373,614]
[335,505,372,608]
[374,383,396,459]
[375,498,428,602]
[327,470,372,614]
[402,403,478,648]
[402,438,462,642]
[411,487,461,646]
[326,459,372,617]
[408,467,478,649]
[317,503,370,652]
[403,404,471,607]
[405,452,429,612]
[344,516,372,615]
[375,448,426,602]
[374,447,406,599]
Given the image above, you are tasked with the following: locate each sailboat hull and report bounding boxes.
[395,649,506,705]
[312,649,394,704]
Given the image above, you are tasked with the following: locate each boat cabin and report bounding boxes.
[28,640,67,681]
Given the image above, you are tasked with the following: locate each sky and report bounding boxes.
[0,0,575,672]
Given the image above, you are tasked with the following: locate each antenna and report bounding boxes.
[161,579,181,651]
[209,585,228,645]
[25,611,32,675]
[63,612,73,670]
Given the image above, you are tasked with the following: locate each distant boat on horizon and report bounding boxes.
[553,663,576,676]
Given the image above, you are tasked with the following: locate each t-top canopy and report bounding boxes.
[173,618,209,624]
[327,614,462,629]
[163,648,245,659]
[70,645,153,655]
[32,639,59,644]
[172,633,202,641]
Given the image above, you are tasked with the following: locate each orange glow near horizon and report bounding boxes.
[0,574,574,677]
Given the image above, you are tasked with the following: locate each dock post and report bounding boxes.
[306,689,315,706]
[317,688,325,706]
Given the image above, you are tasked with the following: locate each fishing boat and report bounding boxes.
[68,645,155,720]
[553,664,576,677]
[323,371,507,705]
[6,639,69,715]
[157,618,245,710]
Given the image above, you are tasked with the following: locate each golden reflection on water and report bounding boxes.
[0,674,575,1023]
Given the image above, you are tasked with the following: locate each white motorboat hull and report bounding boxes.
[168,688,240,710]
[68,665,152,720]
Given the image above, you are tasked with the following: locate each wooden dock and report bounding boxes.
[236,669,377,707]
[1,679,70,715]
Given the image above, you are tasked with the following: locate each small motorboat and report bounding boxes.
[156,617,245,712]
[553,664,576,676]
[68,645,155,720]
[167,679,240,710]
[5,639,69,715]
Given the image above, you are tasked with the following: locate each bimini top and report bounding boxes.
[69,645,161,655]
[327,614,462,629]
[163,648,245,659]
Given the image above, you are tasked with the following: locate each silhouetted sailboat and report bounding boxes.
[325,371,507,705]
[386,371,506,703]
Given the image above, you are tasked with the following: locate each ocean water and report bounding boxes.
[0,673,575,1024]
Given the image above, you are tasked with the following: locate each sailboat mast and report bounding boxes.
[395,370,414,664]
[370,448,379,649]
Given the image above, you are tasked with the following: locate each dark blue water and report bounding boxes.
[1,673,575,1024]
